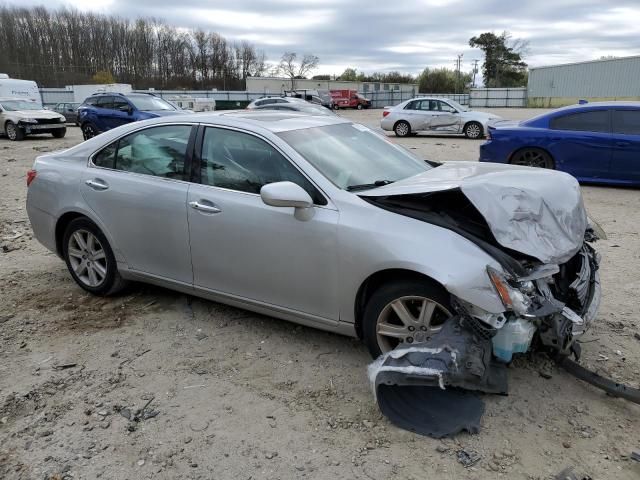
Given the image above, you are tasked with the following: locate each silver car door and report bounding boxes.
[187,126,340,321]
[429,100,462,132]
[81,124,195,284]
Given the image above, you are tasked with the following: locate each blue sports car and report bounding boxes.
[479,102,640,186]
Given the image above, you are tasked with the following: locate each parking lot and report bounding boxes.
[1,110,639,479]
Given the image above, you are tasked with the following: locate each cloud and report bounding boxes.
[9,0,640,75]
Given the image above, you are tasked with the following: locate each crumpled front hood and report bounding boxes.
[11,109,63,119]
[361,162,588,264]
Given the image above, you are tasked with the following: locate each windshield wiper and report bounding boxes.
[346,180,395,192]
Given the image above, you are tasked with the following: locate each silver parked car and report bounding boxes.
[246,96,307,109]
[381,97,502,139]
[26,111,601,361]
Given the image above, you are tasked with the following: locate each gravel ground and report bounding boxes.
[1,113,639,480]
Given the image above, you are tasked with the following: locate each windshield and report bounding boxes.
[278,123,430,190]
[447,99,468,111]
[127,95,176,111]
[0,100,41,111]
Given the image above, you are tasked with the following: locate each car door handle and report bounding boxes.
[189,201,221,214]
[85,179,109,191]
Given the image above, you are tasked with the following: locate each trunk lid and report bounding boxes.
[360,162,587,264]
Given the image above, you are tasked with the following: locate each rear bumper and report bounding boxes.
[26,202,57,254]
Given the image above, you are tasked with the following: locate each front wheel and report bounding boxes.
[62,218,127,296]
[81,123,98,141]
[52,128,67,138]
[510,148,554,169]
[463,121,483,139]
[362,279,453,358]
[394,121,411,137]
[5,121,24,141]
[357,103,363,110]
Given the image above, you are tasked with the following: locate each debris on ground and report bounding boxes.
[456,449,481,468]
[115,397,159,431]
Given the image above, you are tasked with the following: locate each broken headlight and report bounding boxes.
[486,266,531,316]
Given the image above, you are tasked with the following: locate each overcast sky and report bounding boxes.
[10,0,640,76]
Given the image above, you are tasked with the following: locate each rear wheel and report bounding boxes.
[362,279,453,358]
[394,120,411,137]
[5,121,24,141]
[463,121,483,139]
[510,148,554,169]
[357,103,363,110]
[62,218,127,296]
[52,128,67,139]
[81,122,98,141]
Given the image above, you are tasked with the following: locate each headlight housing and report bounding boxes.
[21,118,38,124]
[60,115,66,122]
[486,266,531,315]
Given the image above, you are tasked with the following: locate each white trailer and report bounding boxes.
[0,74,42,107]
[71,83,132,104]
[167,96,216,112]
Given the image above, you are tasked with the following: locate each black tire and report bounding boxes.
[5,121,24,141]
[509,148,555,169]
[463,121,483,139]
[81,122,98,141]
[62,217,127,296]
[52,128,67,139]
[357,103,363,110]
[394,120,411,137]
[362,279,453,358]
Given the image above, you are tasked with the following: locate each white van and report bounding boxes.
[0,74,42,107]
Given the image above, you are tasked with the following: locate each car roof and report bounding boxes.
[552,101,640,112]
[92,110,349,133]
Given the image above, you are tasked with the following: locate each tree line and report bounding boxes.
[321,31,527,93]
[0,6,267,89]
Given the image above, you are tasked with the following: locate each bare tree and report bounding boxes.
[277,52,319,89]
[0,5,266,89]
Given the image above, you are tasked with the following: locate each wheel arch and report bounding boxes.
[508,146,556,168]
[55,212,89,256]
[393,119,411,133]
[463,120,484,136]
[353,268,446,339]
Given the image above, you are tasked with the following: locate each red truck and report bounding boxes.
[330,89,372,110]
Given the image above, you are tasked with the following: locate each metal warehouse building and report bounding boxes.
[528,55,640,107]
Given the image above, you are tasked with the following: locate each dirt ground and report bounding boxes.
[1,111,639,480]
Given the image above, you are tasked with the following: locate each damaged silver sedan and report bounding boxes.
[27,112,601,371]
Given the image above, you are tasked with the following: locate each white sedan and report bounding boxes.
[380,97,502,139]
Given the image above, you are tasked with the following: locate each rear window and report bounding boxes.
[83,97,99,106]
[612,110,640,135]
[549,110,609,133]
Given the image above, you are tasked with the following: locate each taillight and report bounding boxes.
[382,111,390,117]
[27,169,37,187]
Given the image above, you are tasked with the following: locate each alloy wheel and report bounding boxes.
[511,149,552,168]
[395,122,409,137]
[375,295,451,353]
[6,123,17,140]
[465,123,481,139]
[67,229,108,288]
[82,124,96,140]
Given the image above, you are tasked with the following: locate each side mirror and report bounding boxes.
[260,181,315,220]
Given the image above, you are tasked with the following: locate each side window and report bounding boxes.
[84,97,99,106]
[200,127,326,205]
[612,110,640,135]
[404,101,418,110]
[112,98,130,112]
[97,96,114,110]
[550,110,609,133]
[93,142,117,169]
[438,101,456,113]
[114,125,192,180]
